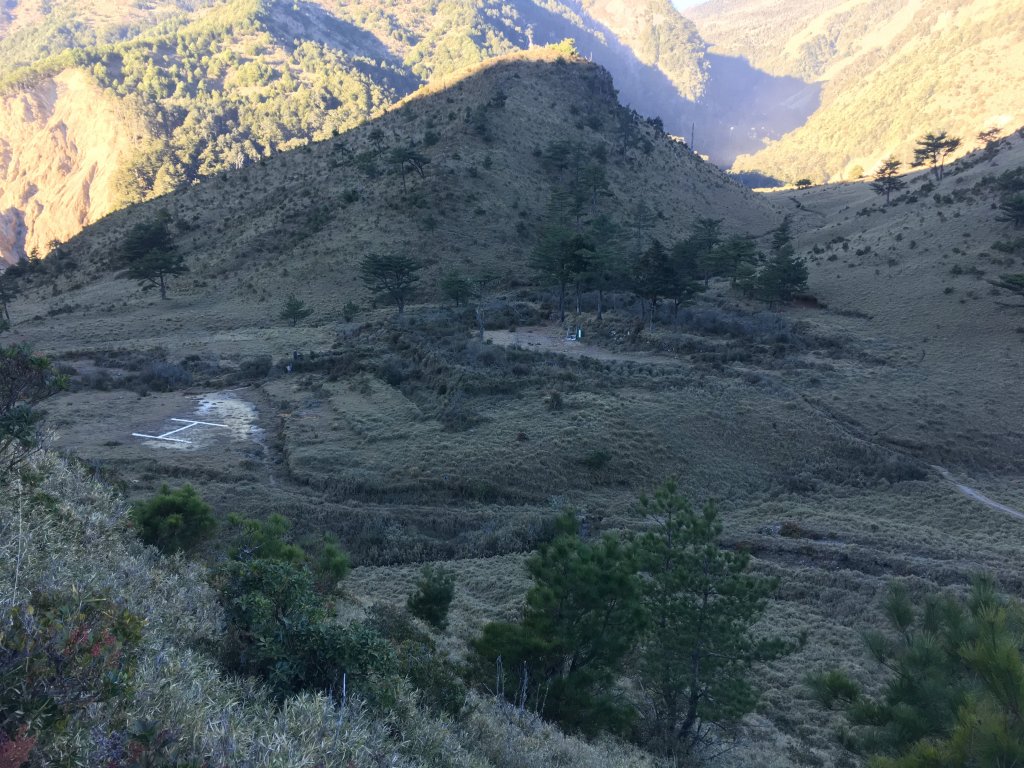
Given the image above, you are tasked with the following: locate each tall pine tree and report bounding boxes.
[634,482,790,757]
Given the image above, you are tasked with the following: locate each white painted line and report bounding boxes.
[170,419,229,428]
[131,433,193,444]
[159,424,197,437]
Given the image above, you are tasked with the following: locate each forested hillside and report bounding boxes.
[0,0,714,263]
[4,0,1021,252]
[689,0,1024,182]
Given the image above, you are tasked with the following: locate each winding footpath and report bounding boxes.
[933,466,1024,521]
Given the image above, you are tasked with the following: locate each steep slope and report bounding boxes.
[687,0,895,79]
[13,49,773,338]
[0,0,415,262]
[768,135,1024,470]
[0,69,142,260]
[690,0,1024,182]
[0,452,664,767]
[0,0,724,263]
[0,0,216,65]
[5,50,779,568]
[7,52,1024,768]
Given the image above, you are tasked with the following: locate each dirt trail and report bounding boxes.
[485,327,681,366]
[933,466,1024,521]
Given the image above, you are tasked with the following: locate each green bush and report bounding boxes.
[131,484,215,554]
[228,513,349,591]
[406,564,456,630]
[470,489,792,753]
[366,604,466,716]
[469,512,641,737]
[0,345,67,475]
[810,578,1024,766]
[216,558,393,702]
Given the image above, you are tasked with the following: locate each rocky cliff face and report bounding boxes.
[0,69,137,263]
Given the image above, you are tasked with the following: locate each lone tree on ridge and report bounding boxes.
[870,156,906,205]
[911,131,962,182]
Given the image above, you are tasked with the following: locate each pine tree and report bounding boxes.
[668,239,703,317]
[581,215,624,320]
[407,565,456,630]
[631,239,674,327]
[809,578,1024,767]
[755,217,808,303]
[627,199,656,256]
[359,253,422,314]
[470,512,643,736]
[977,127,1001,151]
[634,482,790,757]
[131,484,216,554]
[996,193,1024,228]
[120,214,187,299]
[870,156,906,205]
[530,189,590,322]
[686,217,724,287]
[912,131,962,182]
[279,295,313,326]
[388,146,430,191]
[439,271,473,307]
[990,273,1024,302]
[716,234,759,287]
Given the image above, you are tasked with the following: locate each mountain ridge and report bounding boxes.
[0,0,720,262]
[20,49,774,334]
[690,0,1024,182]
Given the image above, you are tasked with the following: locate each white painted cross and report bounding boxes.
[132,418,230,444]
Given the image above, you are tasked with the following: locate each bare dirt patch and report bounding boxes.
[485,326,683,366]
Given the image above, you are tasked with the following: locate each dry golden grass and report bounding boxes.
[695,0,1024,182]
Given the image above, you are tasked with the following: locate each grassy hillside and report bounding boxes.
[3,48,1024,766]
[0,452,668,767]
[7,48,772,332]
[1,48,778,560]
[689,0,1024,183]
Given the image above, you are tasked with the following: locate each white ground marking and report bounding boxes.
[132,418,230,444]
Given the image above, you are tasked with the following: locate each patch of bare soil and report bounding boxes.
[485,326,682,366]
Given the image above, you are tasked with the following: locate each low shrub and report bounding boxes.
[0,591,143,744]
[581,450,612,471]
[130,484,215,554]
[229,513,349,591]
[136,361,192,392]
[237,354,272,381]
[0,345,68,474]
[406,565,456,630]
[366,604,466,716]
[216,558,394,703]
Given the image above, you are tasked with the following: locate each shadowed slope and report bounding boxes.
[10,50,774,345]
